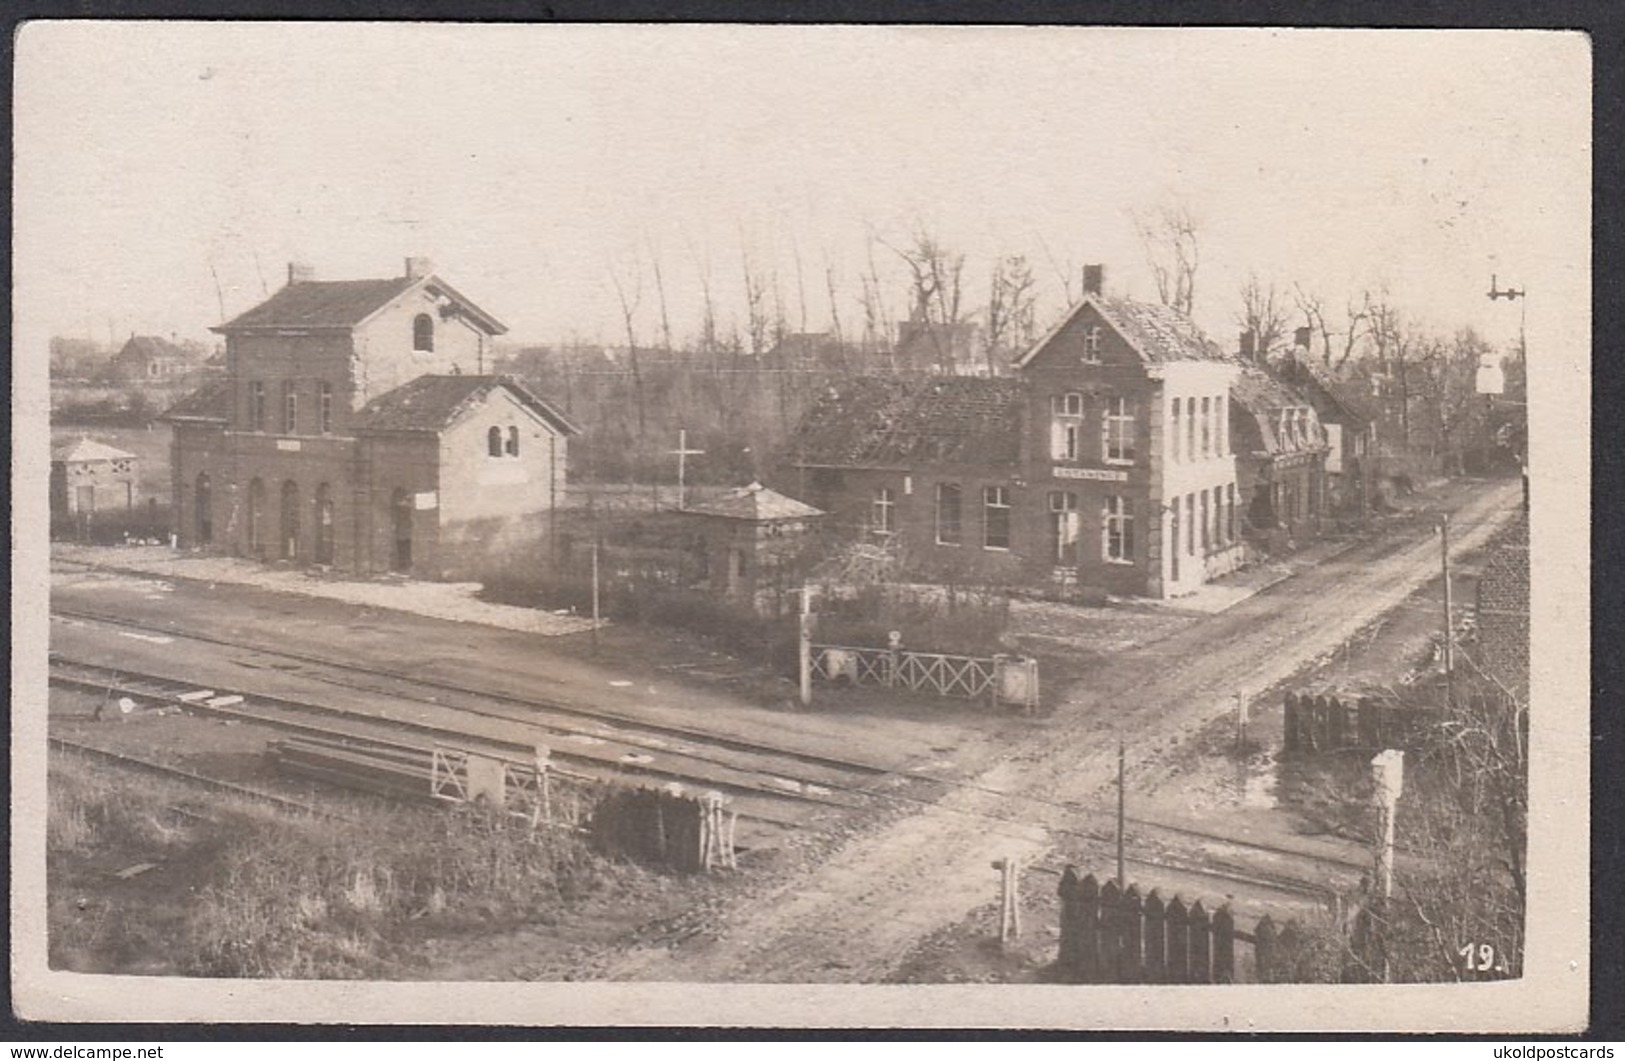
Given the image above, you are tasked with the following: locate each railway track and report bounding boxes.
[49,735,339,819]
[49,607,1370,900]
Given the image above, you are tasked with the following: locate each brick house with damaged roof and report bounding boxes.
[164,258,578,579]
[784,270,1265,599]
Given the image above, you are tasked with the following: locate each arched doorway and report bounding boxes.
[246,478,266,557]
[195,472,212,544]
[391,488,412,572]
[314,483,335,565]
[280,480,300,560]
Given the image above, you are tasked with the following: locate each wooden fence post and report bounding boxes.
[1079,873,1102,984]
[1212,904,1236,984]
[1099,879,1122,983]
[1143,889,1168,983]
[1057,866,1082,980]
[1190,900,1212,984]
[1329,696,1349,749]
[1165,896,1190,983]
[1120,884,1144,983]
[1254,915,1277,983]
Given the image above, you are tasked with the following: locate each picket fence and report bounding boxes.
[810,641,1039,710]
[1282,693,1437,753]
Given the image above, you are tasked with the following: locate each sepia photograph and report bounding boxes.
[10,22,1590,1030]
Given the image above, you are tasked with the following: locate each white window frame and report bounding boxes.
[872,487,896,537]
[1048,490,1079,565]
[1104,396,1136,464]
[935,482,962,546]
[982,485,1011,551]
[1083,325,1103,362]
[1103,495,1134,564]
[1051,393,1084,461]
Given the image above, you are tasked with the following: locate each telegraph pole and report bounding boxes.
[1116,740,1127,890]
[1440,514,1454,707]
[590,540,601,657]
[798,584,813,708]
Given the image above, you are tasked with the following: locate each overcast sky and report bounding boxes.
[15,23,1590,360]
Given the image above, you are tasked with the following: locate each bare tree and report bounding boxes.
[886,229,966,372]
[1132,200,1200,317]
[647,237,675,359]
[859,229,895,362]
[984,254,1037,374]
[740,235,772,359]
[607,255,648,439]
[1036,233,1078,305]
[1237,271,1288,362]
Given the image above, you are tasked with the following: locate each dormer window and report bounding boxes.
[413,313,435,353]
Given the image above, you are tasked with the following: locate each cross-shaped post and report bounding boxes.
[669,428,705,510]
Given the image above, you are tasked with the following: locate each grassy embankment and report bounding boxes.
[47,749,633,978]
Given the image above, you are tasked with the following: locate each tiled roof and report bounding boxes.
[1279,351,1379,426]
[353,375,579,436]
[1096,298,1227,363]
[215,278,418,332]
[685,482,823,521]
[160,379,231,422]
[791,375,1025,468]
[1017,295,1226,368]
[1230,362,1328,457]
[52,437,137,463]
[117,335,190,361]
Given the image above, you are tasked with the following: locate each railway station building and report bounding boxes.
[165,259,578,579]
[783,269,1332,600]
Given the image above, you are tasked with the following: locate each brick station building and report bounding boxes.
[165,259,577,578]
[780,265,1356,600]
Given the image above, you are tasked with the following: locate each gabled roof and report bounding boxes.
[1016,295,1225,369]
[352,375,578,436]
[1230,362,1329,457]
[791,375,1025,469]
[159,379,232,423]
[52,437,137,463]
[685,482,823,522]
[214,278,418,332]
[116,335,191,361]
[1278,351,1379,427]
[212,273,507,336]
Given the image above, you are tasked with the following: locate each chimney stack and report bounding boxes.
[405,256,435,281]
[288,262,316,285]
[1239,330,1256,361]
[1082,264,1105,297]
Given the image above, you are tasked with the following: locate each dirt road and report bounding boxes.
[599,480,1524,983]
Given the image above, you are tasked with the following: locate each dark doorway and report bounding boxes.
[280,480,300,560]
[195,473,212,544]
[314,482,335,565]
[247,478,265,557]
[391,489,413,572]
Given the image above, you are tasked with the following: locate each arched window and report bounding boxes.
[246,478,265,556]
[314,483,335,565]
[413,313,434,352]
[487,426,503,457]
[506,426,520,456]
[280,480,300,560]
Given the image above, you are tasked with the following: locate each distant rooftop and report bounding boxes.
[684,481,823,521]
[52,437,137,463]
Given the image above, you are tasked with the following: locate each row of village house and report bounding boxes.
[133,258,1374,602]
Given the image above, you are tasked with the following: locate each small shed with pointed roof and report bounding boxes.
[682,482,823,612]
[51,437,139,518]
